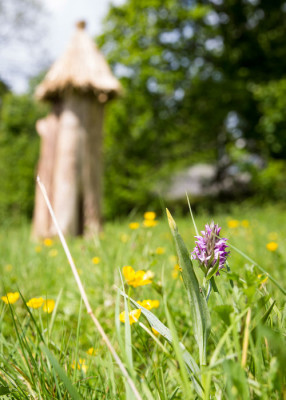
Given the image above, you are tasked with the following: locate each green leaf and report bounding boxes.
[166,209,211,366]
[120,291,203,398]
[0,386,10,395]
[40,344,81,400]
[206,258,219,281]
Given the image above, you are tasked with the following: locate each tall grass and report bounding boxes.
[0,204,285,398]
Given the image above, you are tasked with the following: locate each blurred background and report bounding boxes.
[1,0,286,224]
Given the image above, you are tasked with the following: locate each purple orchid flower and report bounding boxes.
[191,222,229,275]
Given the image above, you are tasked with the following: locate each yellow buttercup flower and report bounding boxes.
[155,247,165,255]
[137,299,160,310]
[143,219,158,228]
[35,246,42,253]
[43,238,53,247]
[129,222,140,230]
[87,347,97,356]
[241,220,249,228]
[92,257,100,264]
[144,211,156,221]
[27,297,44,309]
[43,299,55,313]
[151,327,159,336]
[119,309,141,325]
[266,242,278,252]
[122,266,153,288]
[258,274,269,285]
[71,358,88,373]
[1,292,19,304]
[49,249,58,257]
[227,220,239,228]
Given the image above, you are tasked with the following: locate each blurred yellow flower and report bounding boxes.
[1,292,19,304]
[137,299,160,310]
[43,238,53,247]
[35,246,42,253]
[92,256,100,264]
[144,211,156,221]
[143,219,158,228]
[155,247,165,255]
[151,327,159,336]
[174,264,182,271]
[119,309,141,325]
[266,242,278,252]
[129,222,140,230]
[87,347,97,356]
[258,274,269,285]
[49,249,58,257]
[172,264,182,279]
[120,233,129,243]
[227,220,239,228]
[122,266,153,287]
[4,264,13,272]
[27,297,44,309]
[241,220,249,228]
[43,299,55,313]
[71,358,88,373]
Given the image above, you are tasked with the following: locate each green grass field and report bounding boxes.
[0,205,285,399]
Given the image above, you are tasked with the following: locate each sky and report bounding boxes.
[1,0,124,93]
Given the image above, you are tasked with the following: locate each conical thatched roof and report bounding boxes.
[35,21,121,102]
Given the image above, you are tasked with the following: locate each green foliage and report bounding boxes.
[0,92,47,222]
[98,0,286,217]
[0,207,285,398]
[252,159,286,202]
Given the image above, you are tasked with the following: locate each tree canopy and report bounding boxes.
[98,0,286,217]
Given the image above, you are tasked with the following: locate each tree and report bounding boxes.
[98,0,286,217]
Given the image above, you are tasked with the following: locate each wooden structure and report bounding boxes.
[32,21,120,238]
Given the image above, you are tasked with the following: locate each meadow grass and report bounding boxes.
[0,204,285,399]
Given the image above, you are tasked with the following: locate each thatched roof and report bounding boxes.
[35,21,121,102]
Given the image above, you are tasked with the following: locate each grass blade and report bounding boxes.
[166,209,211,366]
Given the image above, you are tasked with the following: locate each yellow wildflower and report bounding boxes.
[144,211,156,221]
[137,299,160,310]
[258,274,269,285]
[241,220,249,228]
[1,292,19,304]
[227,220,239,228]
[27,297,44,309]
[122,266,153,287]
[87,347,97,356]
[43,299,55,313]
[35,246,42,253]
[119,309,141,325]
[143,219,158,228]
[129,222,140,230]
[172,269,179,279]
[151,327,159,336]
[49,249,58,257]
[155,247,165,255]
[43,238,53,247]
[92,256,100,264]
[71,358,88,373]
[266,242,278,252]
[174,264,182,271]
[4,264,13,272]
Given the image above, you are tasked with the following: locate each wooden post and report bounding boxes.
[32,112,59,238]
